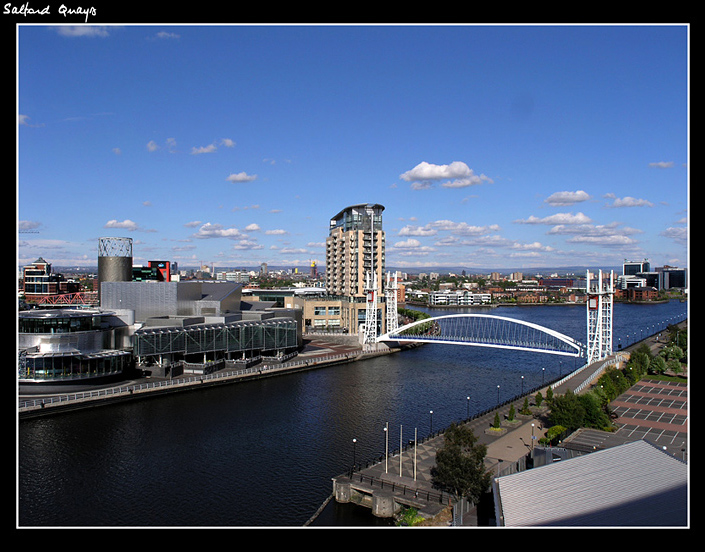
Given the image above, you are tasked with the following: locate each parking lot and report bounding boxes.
[562,377,688,460]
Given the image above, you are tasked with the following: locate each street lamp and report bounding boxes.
[352,438,357,471]
[466,396,470,420]
[399,425,403,477]
[429,410,434,435]
[384,422,388,474]
[496,385,500,406]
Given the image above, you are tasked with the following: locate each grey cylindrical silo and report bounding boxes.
[98,237,133,299]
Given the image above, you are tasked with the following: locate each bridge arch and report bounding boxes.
[377,313,584,357]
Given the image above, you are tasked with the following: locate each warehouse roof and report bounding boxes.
[493,439,688,527]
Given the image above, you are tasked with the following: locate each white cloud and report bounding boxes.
[232,240,263,250]
[265,229,288,235]
[191,144,217,155]
[548,222,642,238]
[429,220,501,235]
[511,241,554,252]
[567,235,638,246]
[394,238,422,248]
[191,138,235,154]
[544,190,591,206]
[515,212,592,225]
[245,223,261,231]
[660,226,687,245]
[398,225,437,237]
[19,220,42,231]
[192,222,247,239]
[400,161,492,189]
[604,194,654,208]
[399,220,500,237]
[401,161,471,181]
[104,219,139,231]
[55,26,111,38]
[226,172,257,183]
[155,31,180,40]
[648,161,674,168]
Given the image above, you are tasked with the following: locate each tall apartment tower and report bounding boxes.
[325,203,385,297]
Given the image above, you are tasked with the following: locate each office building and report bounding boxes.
[656,266,687,290]
[21,257,80,302]
[623,259,651,276]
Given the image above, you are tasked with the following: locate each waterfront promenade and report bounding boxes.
[17,334,407,418]
[327,322,688,526]
[328,353,614,524]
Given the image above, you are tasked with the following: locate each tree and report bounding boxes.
[519,397,531,415]
[547,389,585,432]
[649,355,667,375]
[431,423,492,504]
[578,392,611,430]
[545,386,554,404]
[666,358,683,376]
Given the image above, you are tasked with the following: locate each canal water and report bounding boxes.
[18,301,687,527]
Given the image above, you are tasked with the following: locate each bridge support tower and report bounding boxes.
[363,271,379,345]
[385,272,399,335]
[586,269,614,364]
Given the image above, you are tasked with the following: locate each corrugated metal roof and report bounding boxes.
[495,440,687,527]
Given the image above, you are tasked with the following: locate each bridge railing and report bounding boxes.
[380,313,584,357]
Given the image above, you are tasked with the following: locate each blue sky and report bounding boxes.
[17,24,688,272]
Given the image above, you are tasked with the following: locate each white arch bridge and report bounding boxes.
[377,314,585,358]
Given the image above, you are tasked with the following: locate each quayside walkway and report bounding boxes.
[329,350,631,524]
[18,335,406,418]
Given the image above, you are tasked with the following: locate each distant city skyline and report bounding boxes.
[18,24,688,271]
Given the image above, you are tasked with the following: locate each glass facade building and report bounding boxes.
[133,318,299,363]
[18,309,132,382]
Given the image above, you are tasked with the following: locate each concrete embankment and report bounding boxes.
[18,336,407,419]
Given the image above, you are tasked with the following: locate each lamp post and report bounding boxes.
[399,425,403,477]
[496,385,500,406]
[384,422,388,474]
[414,427,418,481]
[352,438,357,471]
[429,410,433,435]
[521,375,524,395]
[466,396,470,420]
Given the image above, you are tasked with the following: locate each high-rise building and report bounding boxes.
[325,203,385,297]
[623,259,650,275]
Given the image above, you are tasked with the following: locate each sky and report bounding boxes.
[17,23,689,273]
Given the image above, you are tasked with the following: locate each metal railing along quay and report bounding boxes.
[18,350,362,416]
